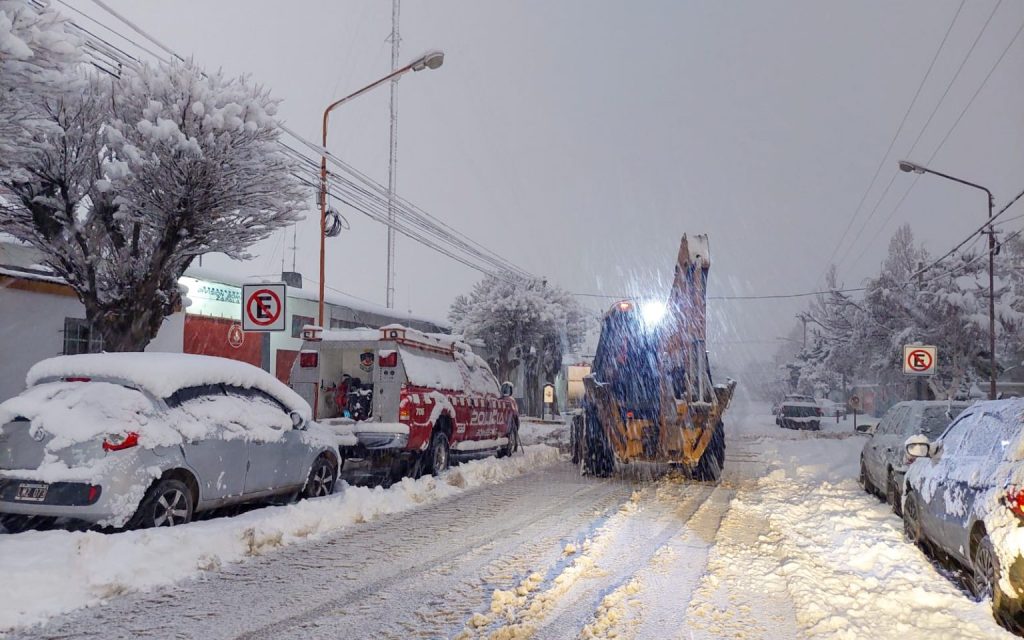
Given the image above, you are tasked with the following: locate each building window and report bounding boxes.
[291,314,315,338]
[63,318,103,355]
[329,318,362,330]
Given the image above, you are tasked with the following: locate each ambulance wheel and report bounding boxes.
[427,431,451,475]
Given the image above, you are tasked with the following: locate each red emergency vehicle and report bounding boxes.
[290,325,520,482]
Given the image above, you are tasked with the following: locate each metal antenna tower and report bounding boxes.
[385,0,401,308]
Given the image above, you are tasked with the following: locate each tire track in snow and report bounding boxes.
[585,484,736,640]
[453,476,720,640]
[10,465,639,640]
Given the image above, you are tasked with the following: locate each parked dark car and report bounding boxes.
[903,399,1024,633]
[860,400,971,515]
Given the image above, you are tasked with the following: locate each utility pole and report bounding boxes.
[385,0,401,309]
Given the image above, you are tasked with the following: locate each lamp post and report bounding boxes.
[317,50,444,327]
[898,160,996,399]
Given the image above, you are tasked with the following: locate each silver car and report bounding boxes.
[859,399,970,515]
[0,353,341,532]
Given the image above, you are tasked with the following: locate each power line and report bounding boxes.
[836,0,1007,272]
[847,14,1024,272]
[55,1,536,284]
[821,0,966,281]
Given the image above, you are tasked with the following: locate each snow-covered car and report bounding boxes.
[775,401,821,430]
[0,353,341,533]
[903,399,1024,632]
[291,325,520,484]
[859,400,970,515]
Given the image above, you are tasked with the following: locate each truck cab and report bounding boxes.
[290,325,519,483]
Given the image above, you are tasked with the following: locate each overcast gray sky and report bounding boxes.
[68,0,1024,375]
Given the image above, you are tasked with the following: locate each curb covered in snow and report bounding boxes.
[0,444,563,632]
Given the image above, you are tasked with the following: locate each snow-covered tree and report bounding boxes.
[1,60,308,351]
[449,276,589,413]
[0,0,80,180]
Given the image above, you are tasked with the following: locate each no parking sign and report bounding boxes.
[242,284,287,332]
[903,345,937,376]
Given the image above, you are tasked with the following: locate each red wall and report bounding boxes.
[184,316,263,367]
[276,349,298,384]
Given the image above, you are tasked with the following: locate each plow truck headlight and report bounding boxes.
[640,300,667,328]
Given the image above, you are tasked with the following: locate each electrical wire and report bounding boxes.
[51,1,536,284]
[847,15,1024,272]
[822,0,966,281]
[835,0,1007,272]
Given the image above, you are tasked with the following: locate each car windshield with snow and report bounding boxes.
[860,400,971,515]
[903,398,1024,630]
[291,325,520,483]
[0,353,341,532]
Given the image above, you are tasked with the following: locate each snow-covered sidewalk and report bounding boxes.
[0,445,561,632]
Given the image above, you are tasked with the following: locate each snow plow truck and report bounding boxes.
[570,234,736,480]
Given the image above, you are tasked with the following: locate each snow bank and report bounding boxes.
[0,445,563,632]
[27,353,311,419]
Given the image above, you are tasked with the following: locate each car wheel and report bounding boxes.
[0,514,56,534]
[887,471,903,516]
[971,533,998,602]
[859,458,875,495]
[301,455,337,499]
[130,478,194,529]
[429,431,451,475]
[903,489,924,546]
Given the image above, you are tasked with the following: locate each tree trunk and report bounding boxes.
[87,298,170,352]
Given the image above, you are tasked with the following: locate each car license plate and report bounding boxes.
[15,483,47,502]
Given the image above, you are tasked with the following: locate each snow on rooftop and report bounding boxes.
[26,353,311,419]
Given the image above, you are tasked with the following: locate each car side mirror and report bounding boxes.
[290,411,307,430]
[501,381,514,397]
[905,434,932,460]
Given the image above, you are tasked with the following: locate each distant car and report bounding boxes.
[903,399,1024,633]
[859,400,970,515]
[775,401,822,430]
[0,353,342,533]
[817,399,848,418]
[853,419,878,435]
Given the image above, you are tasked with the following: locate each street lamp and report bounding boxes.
[317,50,445,327]
[898,159,997,399]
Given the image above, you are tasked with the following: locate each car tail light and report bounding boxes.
[102,432,139,452]
[379,351,398,368]
[87,485,102,504]
[299,351,319,368]
[1005,489,1024,520]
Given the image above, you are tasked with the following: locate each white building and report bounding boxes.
[0,240,447,402]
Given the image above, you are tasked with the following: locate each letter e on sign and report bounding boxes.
[242,283,287,332]
[903,345,937,376]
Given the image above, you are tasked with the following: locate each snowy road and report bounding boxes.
[3,406,1018,639]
